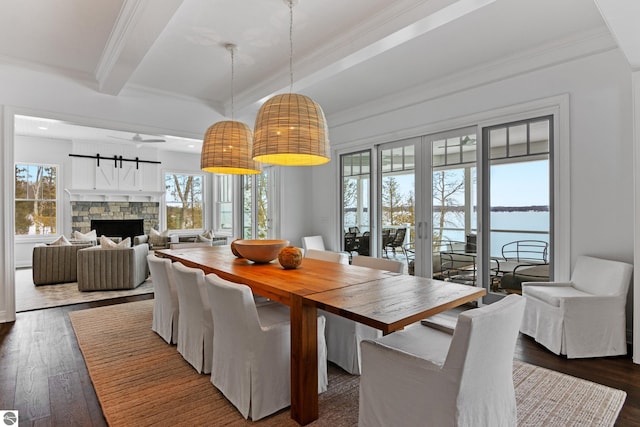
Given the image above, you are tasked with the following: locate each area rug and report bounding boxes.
[69,300,626,427]
[15,268,154,312]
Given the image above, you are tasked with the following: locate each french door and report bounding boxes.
[377,117,552,300]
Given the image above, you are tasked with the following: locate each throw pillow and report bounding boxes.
[149,228,168,247]
[73,229,97,241]
[100,235,131,248]
[49,235,72,246]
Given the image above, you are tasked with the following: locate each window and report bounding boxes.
[15,163,58,235]
[242,168,276,239]
[165,173,204,230]
[216,175,233,233]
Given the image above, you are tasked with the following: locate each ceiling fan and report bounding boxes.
[109,133,166,144]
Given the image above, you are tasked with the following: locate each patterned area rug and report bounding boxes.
[69,300,626,427]
[16,268,154,312]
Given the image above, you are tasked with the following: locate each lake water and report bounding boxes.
[442,211,549,257]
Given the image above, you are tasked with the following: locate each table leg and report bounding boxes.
[290,294,319,425]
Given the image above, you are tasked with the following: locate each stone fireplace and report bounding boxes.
[71,201,159,235]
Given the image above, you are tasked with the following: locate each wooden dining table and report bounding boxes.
[155,245,486,425]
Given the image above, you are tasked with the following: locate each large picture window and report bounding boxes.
[15,163,57,236]
[165,173,204,230]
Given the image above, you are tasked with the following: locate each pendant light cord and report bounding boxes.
[230,46,235,120]
[289,0,294,93]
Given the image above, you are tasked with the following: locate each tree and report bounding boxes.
[256,172,269,239]
[381,176,405,225]
[15,165,57,235]
[342,177,358,227]
[15,165,31,234]
[166,174,203,229]
[432,169,464,247]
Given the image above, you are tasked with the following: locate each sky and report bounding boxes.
[390,159,549,207]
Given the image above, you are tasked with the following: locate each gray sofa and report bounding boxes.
[32,243,93,285]
[77,244,150,291]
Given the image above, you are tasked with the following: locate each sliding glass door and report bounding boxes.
[379,139,417,269]
[481,117,552,301]
[338,113,555,299]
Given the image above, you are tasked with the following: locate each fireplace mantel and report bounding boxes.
[65,189,165,202]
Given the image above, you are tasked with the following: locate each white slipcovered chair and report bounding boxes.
[204,273,328,421]
[172,262,213,374]
[521,255,632,358]
[302,235,326,252]
[147,254,179,344]
[359,294,525,427]
[305,248,349,264]
[315,255,401,375]
[352,255,404,274]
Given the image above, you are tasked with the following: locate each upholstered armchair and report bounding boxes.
[77,244,150,291]
[521,255,632,358]
[32,242,93,285]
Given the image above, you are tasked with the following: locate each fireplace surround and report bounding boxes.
[71,201,159,237]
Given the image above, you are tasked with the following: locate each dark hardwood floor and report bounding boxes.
[1,295,639,426]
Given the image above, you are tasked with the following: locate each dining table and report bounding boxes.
[155,245,486,425]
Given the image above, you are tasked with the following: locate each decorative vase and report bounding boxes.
[278,246,303,269]
[230,239,242,257]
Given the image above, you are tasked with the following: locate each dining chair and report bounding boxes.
[172,262,213,374]
[302,235,326,252]
[204,273,328,421]
[147,254,179,344]
[351,255,404,274]
[359,294,525,427]
[321,255,402,375]
[521,255,632,358]
[305,248,349,264]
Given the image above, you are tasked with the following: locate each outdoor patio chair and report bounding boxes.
[383,228,406,257]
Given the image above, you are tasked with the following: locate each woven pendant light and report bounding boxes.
[201,44,262,175]
[252,0,330,166]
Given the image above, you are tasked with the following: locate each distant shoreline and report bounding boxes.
[435,205,549,212]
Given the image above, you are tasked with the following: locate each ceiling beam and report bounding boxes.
[233,0,496,112]
[94,0,184,96]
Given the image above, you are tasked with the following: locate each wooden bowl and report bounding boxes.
[233,239,289,263]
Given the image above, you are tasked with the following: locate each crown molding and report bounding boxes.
[327,27,617,131]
